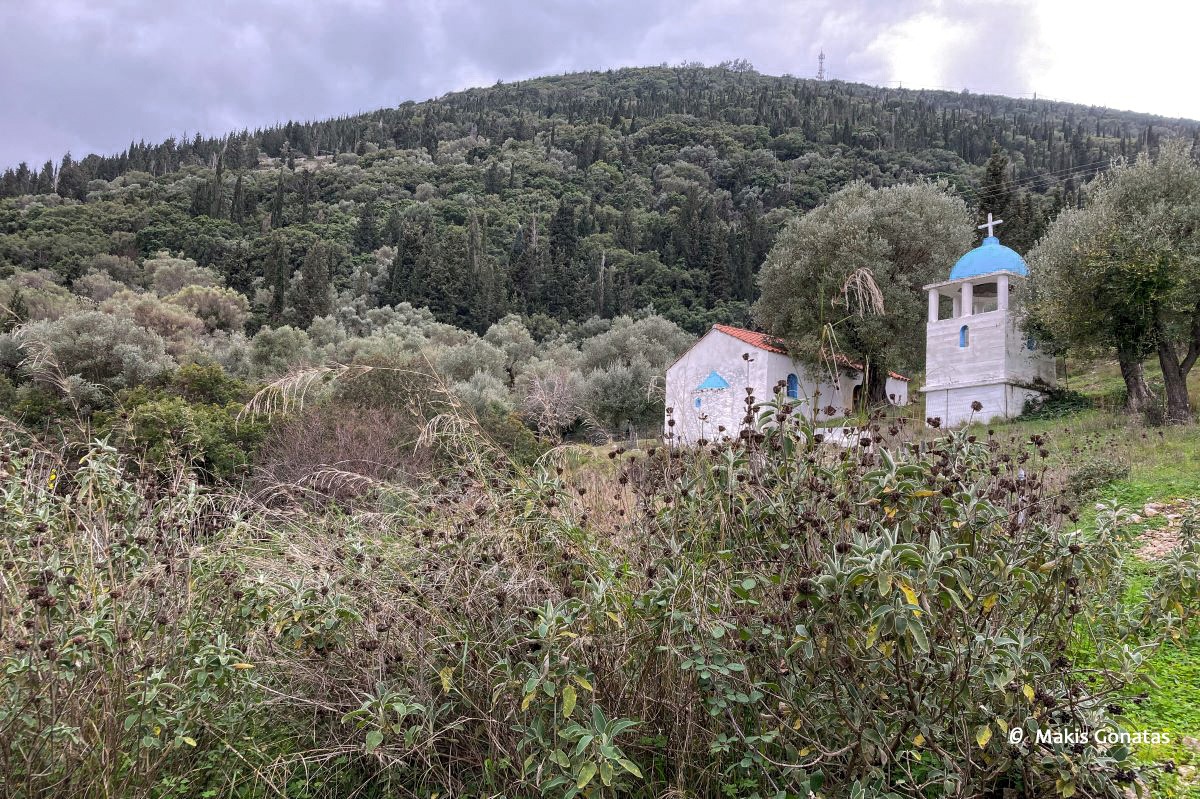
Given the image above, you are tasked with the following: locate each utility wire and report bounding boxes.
[929,158,1116,204]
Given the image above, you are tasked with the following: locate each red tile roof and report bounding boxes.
[712,323,787,354]
[711,324,910,382]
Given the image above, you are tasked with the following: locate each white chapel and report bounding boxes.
[663,324,910,444]
[921,214,1056,426]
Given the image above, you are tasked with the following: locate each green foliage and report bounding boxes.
[1020,386,1095,420]
[756,180,973,400]
[1026,141,1200,422]
[1067,458,1132,500]
[12,310,175,392]
[100,393,267,480]
[4,65,1181,341]
[0,439,263,797]
[3,64,1191,439]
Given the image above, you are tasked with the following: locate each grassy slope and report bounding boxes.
[983,362,1200,797]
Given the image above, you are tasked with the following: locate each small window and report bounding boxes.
[1026,336,1037,351]
[694,397,702,409]
[959,325,970,348]
[786,373,799,399]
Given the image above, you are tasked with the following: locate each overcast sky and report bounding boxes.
[2,0,1196,168]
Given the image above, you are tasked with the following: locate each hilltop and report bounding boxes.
[2,64,1198,337]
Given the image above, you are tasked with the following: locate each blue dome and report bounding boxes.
[949,236,1027,280]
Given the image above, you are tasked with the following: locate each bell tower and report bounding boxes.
[921,214,1055,426]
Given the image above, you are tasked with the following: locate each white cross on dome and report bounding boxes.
[977,212,1003,238]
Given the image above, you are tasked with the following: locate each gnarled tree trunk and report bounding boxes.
[866,361,890,407]
[1157,339,1197,424]
[1117,343,1155,415]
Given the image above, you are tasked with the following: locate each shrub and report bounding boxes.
[1020,386,1094,420]
[453,369,513,416]
[15,310,174,390]
[167,285,251,333]
[72,269,125,302]
[249,325,312,377]
[581,356,660,429]
[435,338,507,382]
[4,385,1193,798]
[142,251,220,297]
[1067,457,1131,500]
[100,289,207,355]
[0,439,262,796]
[212,392,1181,798]
[84,253,143,286]
[0,270,82,321]
[98,392,267,480]
[516,360,586,437]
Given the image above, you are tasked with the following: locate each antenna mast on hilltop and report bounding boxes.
[817,51,826,80]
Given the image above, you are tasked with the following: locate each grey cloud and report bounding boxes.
[0,0,1039,168]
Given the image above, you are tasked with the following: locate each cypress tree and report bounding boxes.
[353,202,380,253]
[56,152,87,200]
[3,288,28,332]
[15,162,31,195]
[230,173,246,224]
[295,170,316,224]
[264,234,290,322]
[549,201,578,265]
[428,225,469,325]
[387,226,413,304]
[388,214,437,308]
[705,228,732,303]
[511,215,547,311]
[978,143,1013,230]
[466,212,498,328]
[292,240,335,326]
[617,205,638,250]
[270,170,287,228]
[421,113,439,156]
[383,207,403,246]
[190,181,210,217]
[208,156,225,219]
[484,161,504,194]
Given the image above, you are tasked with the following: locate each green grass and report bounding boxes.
[1125,631,1200,795]
[967,364,1200,796]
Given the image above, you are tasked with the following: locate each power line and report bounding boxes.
[928,158,1115,204]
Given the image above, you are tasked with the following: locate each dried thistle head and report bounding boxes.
[837,266,886,318]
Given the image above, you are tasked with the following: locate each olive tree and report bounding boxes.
[14,310,174,389]
[143,251,221,297]
[168,285,251,333]
[1026,141,1200,422]
[755,181,973,404]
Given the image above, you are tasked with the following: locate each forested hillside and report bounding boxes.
[2,64,1198,446]
[3,64,1196,335]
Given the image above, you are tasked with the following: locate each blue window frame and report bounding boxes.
[694,397,702,409]
[959,325,969,348]
[786,373,799,398]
